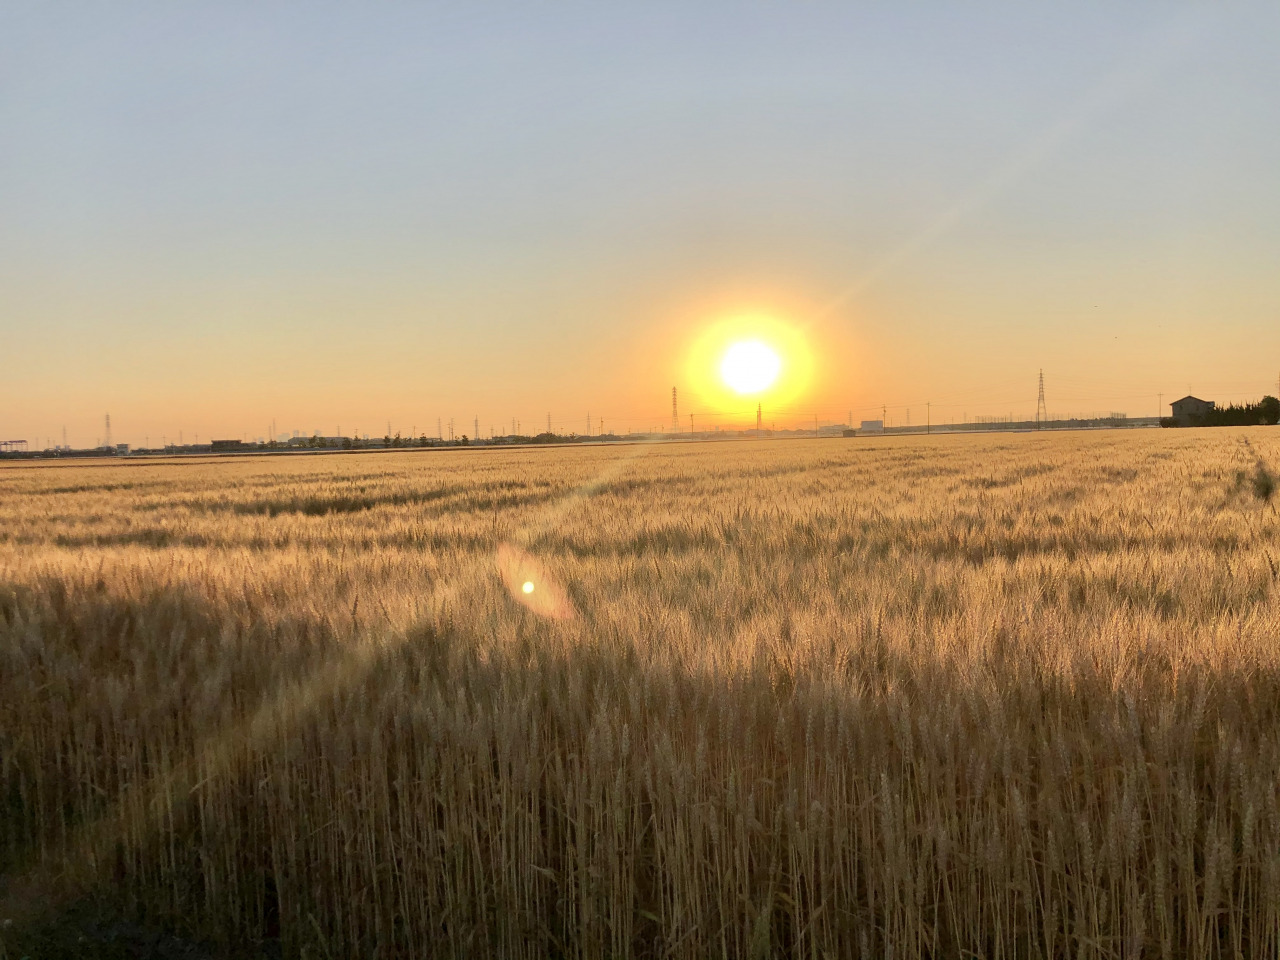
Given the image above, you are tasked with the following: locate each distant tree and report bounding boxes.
[383,434,392,448]
[1206,399,1278,427]
[459,435,469,445]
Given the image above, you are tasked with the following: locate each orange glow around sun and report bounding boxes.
[686,313,813,415]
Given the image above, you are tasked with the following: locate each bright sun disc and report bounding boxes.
[720,340,781,395]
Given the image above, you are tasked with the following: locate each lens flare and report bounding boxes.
[497,544,575,620]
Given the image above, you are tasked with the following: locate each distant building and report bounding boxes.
[210,439,245,451]
[1171,396,1214,426]
[859,420,885,435]
[842,428,856,438]
[115,443,130,455]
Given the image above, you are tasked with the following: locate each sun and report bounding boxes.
[684,311,814,413]
[720,340,781,395]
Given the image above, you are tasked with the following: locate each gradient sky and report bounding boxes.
[3,3,1279,446]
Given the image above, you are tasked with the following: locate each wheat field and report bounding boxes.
[1,429,1278,958]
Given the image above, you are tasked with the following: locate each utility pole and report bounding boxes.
[927,402,931,435]
[689,413,693,434]
[587,412,591,436]
[1158,392,1162,420]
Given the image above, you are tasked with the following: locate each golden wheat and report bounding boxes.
[1,429,1278,958]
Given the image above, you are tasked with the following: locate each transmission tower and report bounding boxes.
[1035,369,1048,426]
[671,387,678,433]
[104,413,112,449]
[474,416,478,440]
[547,412,552,434]
[756,402,762,437]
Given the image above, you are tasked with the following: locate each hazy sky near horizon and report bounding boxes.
[3,3,1279,444]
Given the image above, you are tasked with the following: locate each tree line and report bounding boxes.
[1162,395,1280,428]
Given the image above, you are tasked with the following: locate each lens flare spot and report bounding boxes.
[497,544,575,620]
